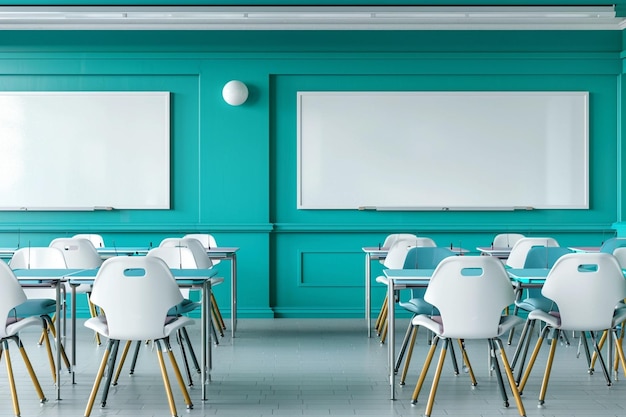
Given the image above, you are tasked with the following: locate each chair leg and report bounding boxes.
[538,331,559,406]
[589,331,611,386]
[448,339,460,375]
[13,336,47,405]
[394,320,415,374]
[175,329,194,386]
[400,325,419,385]
[163,337,193,410]
[488,339,509,407]
[84,339,113,417]
[514,319,537,384]
[613,328,626,378]
[42,315,71,371]
[375,294,388,335]
[518,325,550,394]
[458,339,477,386]
[180,327,201,374]
[153,339,179,417]
[112,340,132,386]
[210,303,224,338]
[99,339,120,408]
[40,321,57,384]
[3,339,21,417]
[129,341,143,375]
[493,338,526,417]
[211,293,227,330]
[424,338,449,417]
[590,330,608,370]
[411,335,440,404]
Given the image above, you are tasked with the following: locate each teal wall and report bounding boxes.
[0,29,622,317]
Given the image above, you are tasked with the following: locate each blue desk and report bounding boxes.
[382,268,435,400]
[69,267,217,401]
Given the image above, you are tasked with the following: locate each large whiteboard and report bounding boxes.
[297,91,588,210]
[0,91,170,210]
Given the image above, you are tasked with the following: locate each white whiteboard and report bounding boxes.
[0,91,170,210]
[297,91,588,210]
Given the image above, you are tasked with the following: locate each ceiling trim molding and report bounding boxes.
[0,5,622,30]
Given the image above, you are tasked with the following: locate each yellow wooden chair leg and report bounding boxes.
[375,295,388,334]
[112,340,132,386]
[379,319,388,344]
[411,336,439,404]
[518,327,547,393]
[495,338,526,417]
[211,304,224,337]
[4,341,21,417]
[17,344,46,403]
[424,338,448,417]
[41,326,57,383]
[84,341,112,417]
[154,341,178,417]
[538,336,559,406]
[210,293,226,330]
[613,332,626,377]
[167,346,193,409]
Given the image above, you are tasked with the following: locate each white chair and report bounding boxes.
[161,237,226,333]
[376,237,436,343]
[72,233,105,248]
[409,256,526,417]
[183,233,220,266]
[0,260,48,416]
[505,237,559,269]
[492,233,525,248]
[84,256,194,417]
[49,237,103,344]
[9,247,71,379]
[111,244,217,387]
[517,252,626,406]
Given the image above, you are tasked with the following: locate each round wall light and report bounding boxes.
[222,80,249,106]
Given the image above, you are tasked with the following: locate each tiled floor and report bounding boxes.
[1,318,626,417]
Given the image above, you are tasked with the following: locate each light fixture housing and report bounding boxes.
[222,80,248,106]
[0,5,620,30]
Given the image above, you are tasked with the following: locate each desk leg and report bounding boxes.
[71,284,77,385]
[387,278,396,400]
[55,281,62,401]
[230,253,237,338]
[201,280,212,401]
[365,253,371,337]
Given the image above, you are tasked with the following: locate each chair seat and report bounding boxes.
[13,298,56,317]
[85,314,195,340]
[399,298,439,315]
[515,296,557,313]
[167,299,200,316]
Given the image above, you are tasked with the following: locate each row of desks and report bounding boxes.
[1,246,240,339]
[14,266,218,402]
